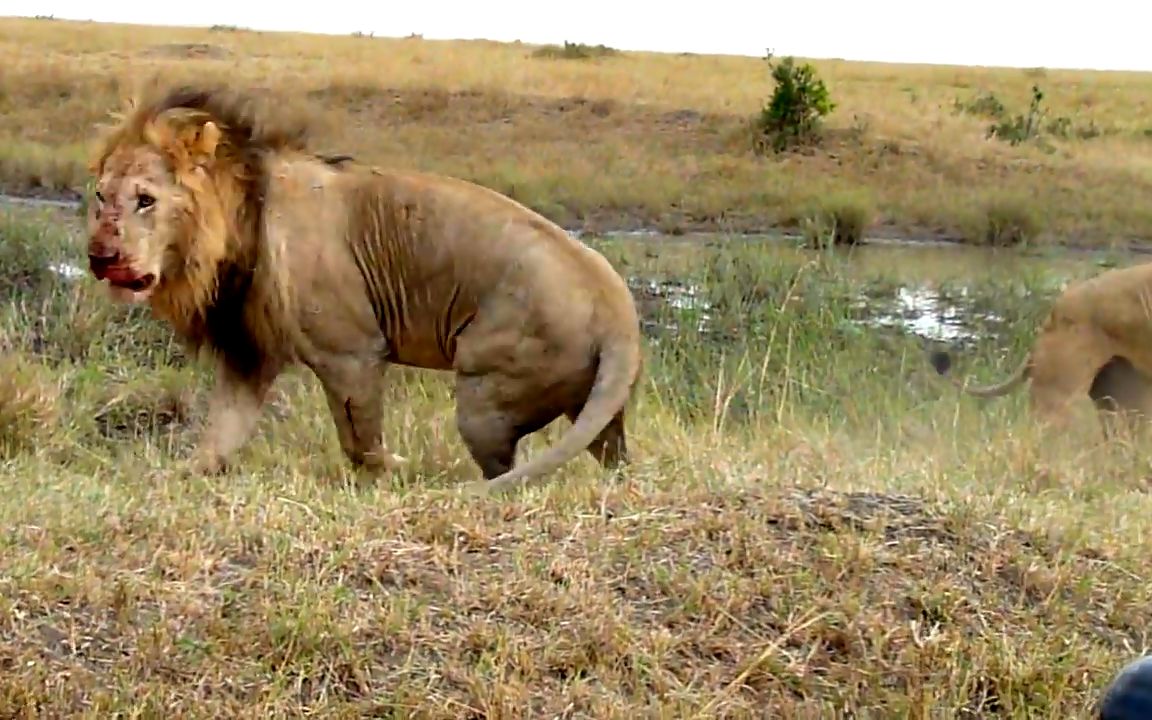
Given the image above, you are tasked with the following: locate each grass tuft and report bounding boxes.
[0,351,60,458]
[799,189,876,248]
[963,194,1045,247]
[90,371,197,442]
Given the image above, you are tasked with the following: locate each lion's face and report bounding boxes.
[87,145,193,303]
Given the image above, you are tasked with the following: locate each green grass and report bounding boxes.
[1,206,1151,715]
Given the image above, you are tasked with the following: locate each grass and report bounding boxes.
[2,202,1152,716]
[2,16,1152,247]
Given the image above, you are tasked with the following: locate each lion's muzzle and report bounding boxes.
[87,241,156,293]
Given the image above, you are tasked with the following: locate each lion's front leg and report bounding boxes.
[191,357,281,475]
[314,355,407,475]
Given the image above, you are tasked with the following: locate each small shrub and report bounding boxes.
[531,41,618,60]
[753,51,836,154]
[953,85,1100,146]
[987,85,1048,145]
[1045,115,1103,140]
[962,196,1043,247]
[798,191,875,249]
[952,91,1006,119]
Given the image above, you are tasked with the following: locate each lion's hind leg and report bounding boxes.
[1027,326,1117,432]
[453,372,568,479]
[1089,356,1152,441]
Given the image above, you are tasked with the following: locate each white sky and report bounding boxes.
[5,0,1150,72]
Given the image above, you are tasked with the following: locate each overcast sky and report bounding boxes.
[6,0,1149,72]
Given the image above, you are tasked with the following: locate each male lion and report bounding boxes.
[85,83,643,495]
[928,261,1152,439]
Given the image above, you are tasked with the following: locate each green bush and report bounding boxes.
[753,51,836,154]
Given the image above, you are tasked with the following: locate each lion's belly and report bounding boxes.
[387,338,456,371]
[382,285,476,372]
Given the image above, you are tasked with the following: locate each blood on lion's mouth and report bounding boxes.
[95,264,157,296]
[110,273,157,292]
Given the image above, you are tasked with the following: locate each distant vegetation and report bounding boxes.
[1,17,1150,248]
[531,40,620,60]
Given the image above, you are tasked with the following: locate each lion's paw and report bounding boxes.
[384,452,408,469]
[356,450,409,475]
[172,450,229,481]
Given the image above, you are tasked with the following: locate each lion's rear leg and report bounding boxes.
[1027,327,1116,432]
[1090,356,1152,440]
[454,373,566,479]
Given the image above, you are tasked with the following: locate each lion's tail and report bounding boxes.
[480,324,642,495]
[929,349,1031,398]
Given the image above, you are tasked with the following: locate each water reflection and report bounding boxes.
[852,285,1004,343]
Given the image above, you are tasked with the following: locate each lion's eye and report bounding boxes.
[94,191,105,204]
[137,193,156,210]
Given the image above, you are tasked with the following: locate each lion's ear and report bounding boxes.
[188,121,222,166]
[196,121,222,156]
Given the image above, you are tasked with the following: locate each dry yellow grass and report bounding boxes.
[2,16,1152,247]
[2,197,1152,715]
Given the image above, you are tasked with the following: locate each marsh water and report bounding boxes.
[2,195,1146,358]
[591,232,1139,348]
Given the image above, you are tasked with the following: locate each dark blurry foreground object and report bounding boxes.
[1099,655,1152,719]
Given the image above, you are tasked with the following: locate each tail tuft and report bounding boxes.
[928,350,953,376]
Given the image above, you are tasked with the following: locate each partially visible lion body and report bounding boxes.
[930,260,1152,437]
[86,85,643,494]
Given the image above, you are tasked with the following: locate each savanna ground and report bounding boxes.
[2,16,1152,247]
[3,197,1152,717]
[3,14,1152,719]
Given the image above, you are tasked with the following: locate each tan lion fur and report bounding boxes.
[85,82,644,495]
[929,261,1152,439]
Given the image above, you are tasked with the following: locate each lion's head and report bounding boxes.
[86,84,309,316]
[88,119,217,304]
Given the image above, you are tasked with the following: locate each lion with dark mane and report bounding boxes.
[86,81,643,495]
